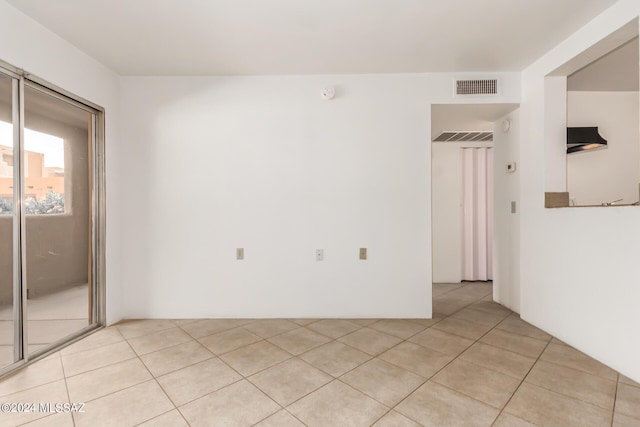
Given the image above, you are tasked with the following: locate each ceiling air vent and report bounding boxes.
[455,79,499,96]
[433,131,493,142]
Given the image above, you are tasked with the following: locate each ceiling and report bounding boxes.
[5,0,619,76]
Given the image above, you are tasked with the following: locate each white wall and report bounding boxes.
[544,77,568,192]
[431,141,492,283]
[520,0,640,382]
[120,74,520,319]
[492,110,520,312]
[567,91,639,206]
[0,0,123,324]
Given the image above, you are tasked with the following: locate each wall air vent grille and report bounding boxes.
[433,131,493,142]
[455,79,498,95]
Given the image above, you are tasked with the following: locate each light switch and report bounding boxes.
[359,248,367,260]
[236,248,244,260]
[316,249,324,261]
[511,201,516,213]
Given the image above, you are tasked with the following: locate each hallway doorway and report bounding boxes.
[430,103,520,312]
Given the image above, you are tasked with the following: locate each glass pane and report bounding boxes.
[24,86,92,353]
[0,74,15,368]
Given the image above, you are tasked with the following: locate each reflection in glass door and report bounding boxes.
[0,61,104,375]
[0,73,16,369]
[24,85,93,354]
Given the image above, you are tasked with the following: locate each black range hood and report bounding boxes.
[567,127,607,154]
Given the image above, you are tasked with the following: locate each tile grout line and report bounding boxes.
[370,285,499,426]
[61,334,191,423]
[167,330,315,425]
[173,377,246,413]
[244,369,315,426]
[342,367,411,416]
[239,324,387,422]
[384,292,493,345]
[62,344,139,380]
[240,337,359,412]
[611,373,619,427]
[129,328,199,425]
[533,348,619,382]
[301,336,377,378]
[234,378,286,426]
[369,294,484,424]
[501,379,621,424]
[180,320,288,342]
[195,329,266,357]
[217,338,295,378]
[0,354,80,402]
[145,333,251,411]
[413,287,529,424]
[488,323,551,344]
[135,340,216,377]
[304,320,368,341]
[63,353,139,380]
[247,404,309,427]
[11,353,75,427]
[61,326,127,355]
[0,377,63,401]
[116,324,176,341]
[334,377,398,422]
[169,332,307,413]
[126,331,194,356]
[130,408,181,427]
[450,349,535,382]
[69,377,161,406]
[306,321,428,407]
[58,352,77,427]
[131,353,190,426]
[427,311,558,379]
[489,338,553,426]
[281,407,310,427]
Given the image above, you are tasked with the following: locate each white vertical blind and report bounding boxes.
[462,147,494,281]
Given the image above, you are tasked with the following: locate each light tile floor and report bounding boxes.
[0,282,638,426]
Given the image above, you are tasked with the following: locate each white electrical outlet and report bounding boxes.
[316,249,324,261]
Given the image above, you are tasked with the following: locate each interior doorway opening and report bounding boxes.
[431,103,520,316]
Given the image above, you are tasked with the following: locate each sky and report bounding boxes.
[0,120,64,168]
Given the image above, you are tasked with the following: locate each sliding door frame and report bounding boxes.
[0,59,106,376]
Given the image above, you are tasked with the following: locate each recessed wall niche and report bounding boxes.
[544,18,639,208]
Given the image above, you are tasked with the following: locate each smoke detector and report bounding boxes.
[321,87,336,100]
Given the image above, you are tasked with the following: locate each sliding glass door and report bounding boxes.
[0,72,17,370]
[0,62,104,375]
[24,84,95,354]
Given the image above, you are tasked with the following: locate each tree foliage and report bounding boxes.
[0,191,65,215]
[0,198,12,214]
